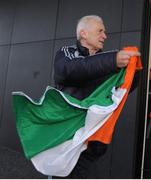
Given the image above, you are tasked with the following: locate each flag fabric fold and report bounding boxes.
[12,47,142,176]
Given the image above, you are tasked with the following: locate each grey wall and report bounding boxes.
[0,0,144,178]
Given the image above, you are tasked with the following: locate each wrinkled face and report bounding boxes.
[81,19,107,51]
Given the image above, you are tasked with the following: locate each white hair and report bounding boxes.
[76,15,103,40]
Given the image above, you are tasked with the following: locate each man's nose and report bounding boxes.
[103,32,107,39]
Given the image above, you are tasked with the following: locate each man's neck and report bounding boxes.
[80,40,97,55]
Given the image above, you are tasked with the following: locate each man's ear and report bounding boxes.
[80,30,87,39]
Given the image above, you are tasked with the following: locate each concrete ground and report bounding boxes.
[0,146,47,179]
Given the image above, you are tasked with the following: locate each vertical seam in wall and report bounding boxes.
[0,4,17,127]
[109,0,124,177]
[49,0,60,85]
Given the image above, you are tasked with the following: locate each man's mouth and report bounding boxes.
[99,41,104,45]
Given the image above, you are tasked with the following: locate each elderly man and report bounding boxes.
[53,15,140,178]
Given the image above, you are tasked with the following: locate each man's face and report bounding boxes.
[82,20,107,51]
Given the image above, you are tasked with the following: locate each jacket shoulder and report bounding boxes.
[57,44,84,60]
[60,45,77,52]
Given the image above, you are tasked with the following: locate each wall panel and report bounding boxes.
[12,0,58,43]
[120,32,141,49]
[122,0,144,31]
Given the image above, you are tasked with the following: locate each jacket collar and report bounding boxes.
[76,40,102,56]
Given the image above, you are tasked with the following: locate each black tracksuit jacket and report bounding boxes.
[54,41,119,100]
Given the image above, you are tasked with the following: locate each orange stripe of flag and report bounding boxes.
[87,47,142,144]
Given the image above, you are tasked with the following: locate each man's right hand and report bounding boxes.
[116,50,141,68]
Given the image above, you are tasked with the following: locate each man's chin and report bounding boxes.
[98,45,103,50]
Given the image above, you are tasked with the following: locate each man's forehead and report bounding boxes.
[93,20,105,29]
[85,19,105,31]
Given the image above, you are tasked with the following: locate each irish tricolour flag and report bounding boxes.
[12,47,142,177]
